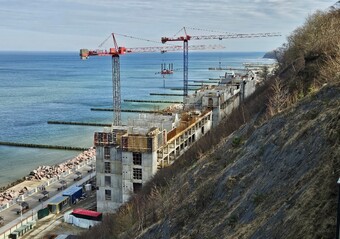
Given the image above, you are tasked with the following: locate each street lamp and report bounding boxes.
[336,178,340,239]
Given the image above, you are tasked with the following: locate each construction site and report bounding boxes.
[89,28,279,212]
[94,72,259,211]
[0,27,279,238]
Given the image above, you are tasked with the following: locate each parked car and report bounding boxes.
[38,190,49,202]
[87,164,95,173]
[16,202,29,215]
[0,216,4,226]
[74,171,82,181]
[57,180,67,191]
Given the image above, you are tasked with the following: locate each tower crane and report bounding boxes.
[161,27,281,103]
[80,33,224,126]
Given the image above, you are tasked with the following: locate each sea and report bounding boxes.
[0,51,274,187]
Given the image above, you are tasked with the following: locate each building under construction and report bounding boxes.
[94,111,212,211]
[185,69,257,126]
[94,69,258,212]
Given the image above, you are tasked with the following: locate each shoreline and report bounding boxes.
[0,102,179,207]
[0,102,178,203]
[0,147,95,207]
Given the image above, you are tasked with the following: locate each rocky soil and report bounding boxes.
[80,8,340,238]
[134,83,340,239]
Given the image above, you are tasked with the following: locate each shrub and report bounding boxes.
[252,193,266,206]
[232,137,242,147]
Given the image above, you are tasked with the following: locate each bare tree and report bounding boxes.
[267,79,288,117]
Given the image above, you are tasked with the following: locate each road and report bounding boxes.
[0,164,96,236]
[23,185,97,238]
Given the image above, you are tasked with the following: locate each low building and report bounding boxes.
[62,186,83,204]
[64,209,102,229]
[47,196,69,214]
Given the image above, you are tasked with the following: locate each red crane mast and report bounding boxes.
[80,33,223,126]
[80,33,123,126]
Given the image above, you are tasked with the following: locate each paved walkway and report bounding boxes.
[0,165,95,236]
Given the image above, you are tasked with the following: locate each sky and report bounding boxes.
[0,0,335,52]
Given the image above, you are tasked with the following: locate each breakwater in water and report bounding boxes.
[90,108,161,113]
[0,51,271,187]
[0,141,88,151]
[47,121,112,127]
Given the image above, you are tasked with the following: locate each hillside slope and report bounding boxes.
[80,8,340,239]
[132,82,339,239]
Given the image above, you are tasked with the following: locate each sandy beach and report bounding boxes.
[0,147,95,207]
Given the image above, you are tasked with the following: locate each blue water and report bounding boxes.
[0,51,273,186]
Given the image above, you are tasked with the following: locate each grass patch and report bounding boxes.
[232,137,242,147]
[252,193,267,206]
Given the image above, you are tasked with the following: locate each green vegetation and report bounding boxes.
[252,193,266,206]
[227,214,238,228]
[232,136,242,147]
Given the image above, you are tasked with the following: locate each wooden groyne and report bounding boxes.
[149,93,184,96]
[48,121,111,127]
[120,109,162,113]
[188,84,203,87]
[91,108,166,114]
[208,67,248,71]
[193,80,219,84]
[124,99,183,104]
[243,63,275,67]
[170,88,199,91]
[0,141,87,151]
[208,67,223,70]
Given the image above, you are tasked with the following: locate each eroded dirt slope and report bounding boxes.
[134,83,340,239]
